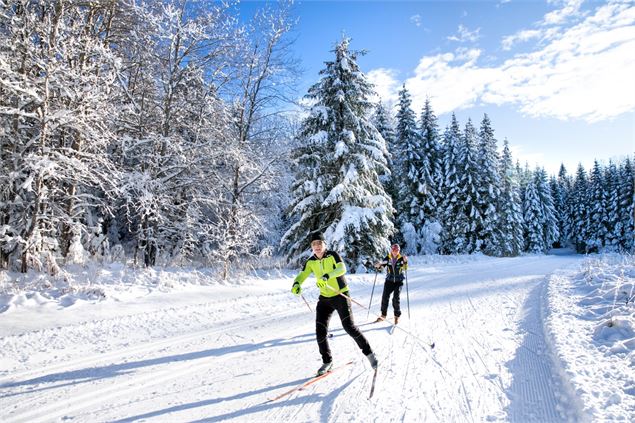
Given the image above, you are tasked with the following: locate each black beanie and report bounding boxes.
[310,232,325,242]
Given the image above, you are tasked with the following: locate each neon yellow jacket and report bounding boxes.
[294,250,348,297]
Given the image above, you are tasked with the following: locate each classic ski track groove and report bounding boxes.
[1,307,300,423]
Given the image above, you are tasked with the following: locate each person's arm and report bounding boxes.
[294,260,313,285]
[374,258,388,269]
[291,259,314,295]
[328,252,346,278]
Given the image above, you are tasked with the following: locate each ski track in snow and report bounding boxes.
[0,255,585,422]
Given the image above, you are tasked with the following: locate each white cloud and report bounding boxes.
[543,0,584,25]
[373,2,635,123]
[447,24,481,43]
[502,0,584,50]
[404,49,499,115]
[410,14,422,27]
[502,29,543,50]
[366,68,400,107]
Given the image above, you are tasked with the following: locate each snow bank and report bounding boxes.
[544,254,635,421]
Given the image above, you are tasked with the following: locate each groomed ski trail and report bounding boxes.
[0,254,584,422]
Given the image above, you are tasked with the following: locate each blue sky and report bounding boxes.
[240,0,634,175]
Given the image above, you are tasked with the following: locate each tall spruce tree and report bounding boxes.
[556,164,572,247]
[618,158,634,251]
[394,85,424,253]
[604,161,621,250]
[476,114,502,255]
[534,167,559,250]
[569,164,589,253]
[440,114,467,254]
[459,119,482,253]
[587,160,608,251]
[523,178,545,253]
[417,97,442,253]
[498,139,524,256]
[373,101,399,236]
[522,167,558,253]
[418,97,441,220]
[282,39,393,271]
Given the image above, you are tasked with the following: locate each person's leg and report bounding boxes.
[392,283,402,317]
[335,295,372,356]
[379,281,393,317]
[316,297,335,363]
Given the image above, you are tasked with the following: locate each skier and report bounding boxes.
[373,243,408,324]
[291,232,378,375]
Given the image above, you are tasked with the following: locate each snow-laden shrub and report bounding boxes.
[420,220,442,254]
[66,229,88,265]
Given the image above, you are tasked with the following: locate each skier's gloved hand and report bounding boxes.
[291,281,301,296]
[316,274,329,288]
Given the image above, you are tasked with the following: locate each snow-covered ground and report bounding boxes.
[0,253,633,422]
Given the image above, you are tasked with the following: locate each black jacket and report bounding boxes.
[377,253,407,283]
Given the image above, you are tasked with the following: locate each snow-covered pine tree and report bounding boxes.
[458,119,482,253]
[440,114,467,254]
[394,84,424,253]
[618,158,634,252]
[604,161,621,251]
[534,167,559,250]
[373,101,400,235]
[282,39,393,271]
[568,164,590,253]
[550,176,565,248]
[498,139,524,256]
[587,160,609,252]
[523,178,546,253]
[555,164,572,247]
[476,114,501,255]
[417,97,442,253]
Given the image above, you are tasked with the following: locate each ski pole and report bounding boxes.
[328,286,435,350]
[300,294,313,313]
[405,267,411,320]
[367,269,379,319]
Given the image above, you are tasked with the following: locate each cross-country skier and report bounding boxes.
[373,243,408,324]
[291,232,378,375]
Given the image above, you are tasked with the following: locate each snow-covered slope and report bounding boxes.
[1,253,632,422]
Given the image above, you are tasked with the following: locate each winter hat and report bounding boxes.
[310,232,326,242]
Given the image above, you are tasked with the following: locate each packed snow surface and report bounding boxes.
[1,253,633,422]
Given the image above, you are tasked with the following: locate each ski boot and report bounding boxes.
[366,352,378,370]
[317,362,332,376]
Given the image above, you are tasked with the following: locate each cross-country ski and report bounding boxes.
[265,361,354,403]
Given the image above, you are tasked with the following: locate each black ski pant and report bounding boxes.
[316,294,372,364]
[380,279,402,317]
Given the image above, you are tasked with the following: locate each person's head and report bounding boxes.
[310,232,326,257]
[390,243,400,257]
